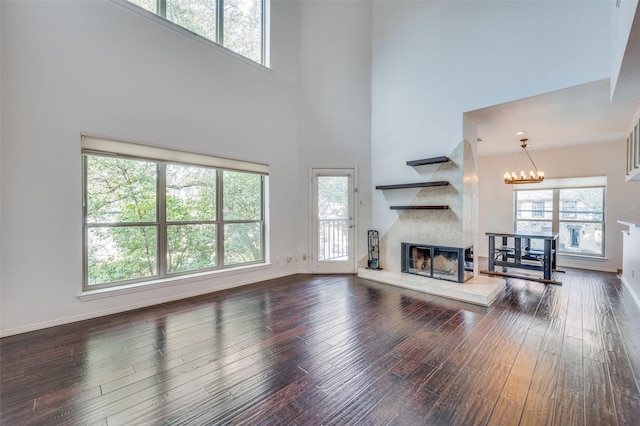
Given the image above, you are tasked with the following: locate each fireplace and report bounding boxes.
[401,243,473,283]
[405,245,432,277]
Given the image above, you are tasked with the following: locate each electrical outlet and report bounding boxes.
[286,255,292,263]
[302,254,308,261]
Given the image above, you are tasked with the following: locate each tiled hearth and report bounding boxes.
[357,267,504,307]
[359,242,504,306]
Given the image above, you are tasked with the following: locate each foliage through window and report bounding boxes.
[126,0,267,65]
[317,176,349,261]
[514,184,605,257]
[83,140,266,289]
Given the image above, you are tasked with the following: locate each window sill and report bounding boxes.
[78,263,271,301]
[557,253,608,261]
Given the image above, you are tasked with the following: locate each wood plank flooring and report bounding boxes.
[2,268,640,425]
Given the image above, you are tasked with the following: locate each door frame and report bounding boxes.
[309,166,358,274]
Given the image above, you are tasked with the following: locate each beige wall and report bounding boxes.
[479,140,640,272]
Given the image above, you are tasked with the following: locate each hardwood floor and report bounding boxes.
[2,269,640,425]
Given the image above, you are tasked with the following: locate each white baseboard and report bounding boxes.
[621,275,640,311]
[0,270,306,338]
[556,262,617,273]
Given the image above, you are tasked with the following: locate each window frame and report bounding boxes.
[120,0,269,66]
[514,184,606,258]
[531,200,545,218]
[82,136,267,291]
[561,200,577,219]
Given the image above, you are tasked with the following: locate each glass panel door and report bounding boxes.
[311,169,355,273]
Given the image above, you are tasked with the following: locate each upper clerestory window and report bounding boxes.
[126,0,268,66]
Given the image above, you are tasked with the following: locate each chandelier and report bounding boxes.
[504,138,544,184]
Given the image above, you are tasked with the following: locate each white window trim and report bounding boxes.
[78,262,271,301]
[522,175,607,190]
[82,134,269,175]
[513,176,607,258]
[558,253,609,261]
[82,133,269,290]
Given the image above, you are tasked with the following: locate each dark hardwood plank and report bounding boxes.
[487,397,524,426]
[500,333,543,405]
[424,366,485,424]
[353,387,410,426]
[387,384,440,425]
[551,334,585,425]
[452,394,495,426]
[2,269,640,425]
[584,357,618,425]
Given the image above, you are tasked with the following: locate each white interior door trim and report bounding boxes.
[310,167,358,274]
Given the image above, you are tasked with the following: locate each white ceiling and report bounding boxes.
[468,78,640,157]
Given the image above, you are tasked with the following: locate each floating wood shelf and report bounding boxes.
[390,205,450,210]
[406,156,451,167]
[375,180,449,190]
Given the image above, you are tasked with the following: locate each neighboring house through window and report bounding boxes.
[561,200,577,219]
[531,201,545,218]
[514,177,606,257]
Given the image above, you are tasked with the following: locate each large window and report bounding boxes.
[126,0,267,65]
[82,136,267,289]
[514,178,605,257]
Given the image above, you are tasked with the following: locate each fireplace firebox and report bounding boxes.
[401,242,473,283]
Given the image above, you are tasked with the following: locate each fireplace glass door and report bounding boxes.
[401,242,473,283]
[432,247,460,282]
[407,246,431,277]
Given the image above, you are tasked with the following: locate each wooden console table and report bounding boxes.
[482,231,562,285]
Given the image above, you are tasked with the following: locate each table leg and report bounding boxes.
[543,238,552,280]
[488,236,495,272]
[515,237,522,264]
[501,237,509,271]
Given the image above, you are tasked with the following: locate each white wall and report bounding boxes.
[478,141,640,273]
[297,1,373,266]
[0,0,307,336]
[1,1,302,334]
[370,0,612,244]
[611,0,640,101]
[621,224,640,306]
[0,0,375,337]
[0,1,3,332]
